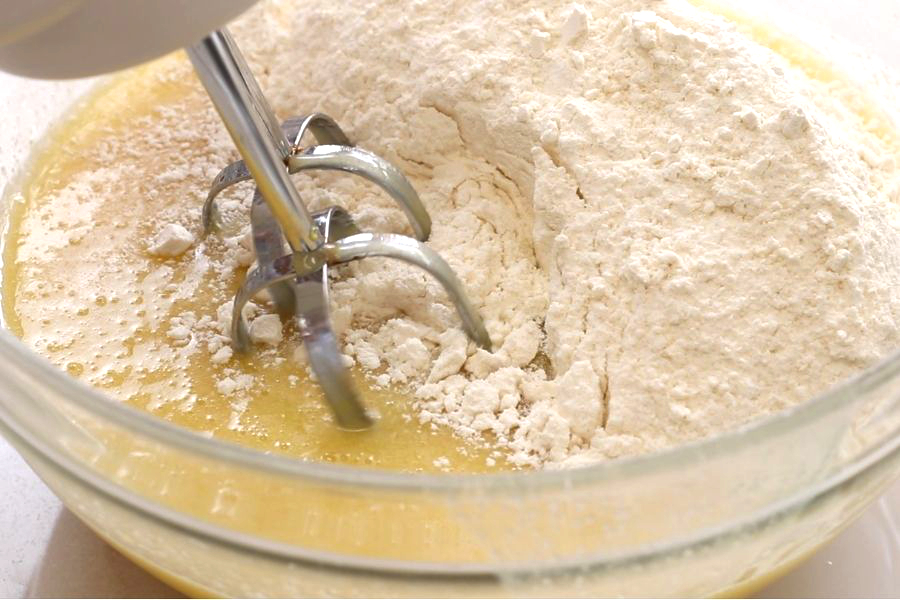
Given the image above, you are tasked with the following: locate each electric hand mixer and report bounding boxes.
[0,1,491,430]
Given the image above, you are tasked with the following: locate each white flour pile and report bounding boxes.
[153,0,900,467]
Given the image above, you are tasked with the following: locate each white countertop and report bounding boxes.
[0,435,897,598]
[0,438,179,598]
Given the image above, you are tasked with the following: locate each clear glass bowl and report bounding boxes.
[1,1,899,596]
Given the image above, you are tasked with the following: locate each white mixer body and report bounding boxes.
[0,0,256,79]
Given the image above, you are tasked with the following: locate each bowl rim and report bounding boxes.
[2,326,899,576]
[1,326,898,493]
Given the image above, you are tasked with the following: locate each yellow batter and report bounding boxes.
[0,62,508,473]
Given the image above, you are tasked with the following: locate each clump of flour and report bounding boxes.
[148,223,194,257]
[156,0,900,466]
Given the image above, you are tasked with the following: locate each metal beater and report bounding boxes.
[187,30,491,430]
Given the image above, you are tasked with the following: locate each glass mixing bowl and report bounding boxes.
[0,0,898,596]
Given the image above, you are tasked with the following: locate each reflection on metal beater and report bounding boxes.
[187,29,491,430]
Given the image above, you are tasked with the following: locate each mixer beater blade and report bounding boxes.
[187,29,491,429]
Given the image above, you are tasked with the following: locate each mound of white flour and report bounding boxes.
[188,0,900,466]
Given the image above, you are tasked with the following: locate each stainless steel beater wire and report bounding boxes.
[187,29,320,251]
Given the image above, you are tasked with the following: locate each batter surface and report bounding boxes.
[3,0,900,469]
[0,65,507,473]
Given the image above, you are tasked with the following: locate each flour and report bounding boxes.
[148,223,194,257]
[41,0,900,467]
[249,313,284,346]
[225,0,900,467]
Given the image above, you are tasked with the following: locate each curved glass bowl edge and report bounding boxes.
[0,321,898,492]
[1,348,898,577]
